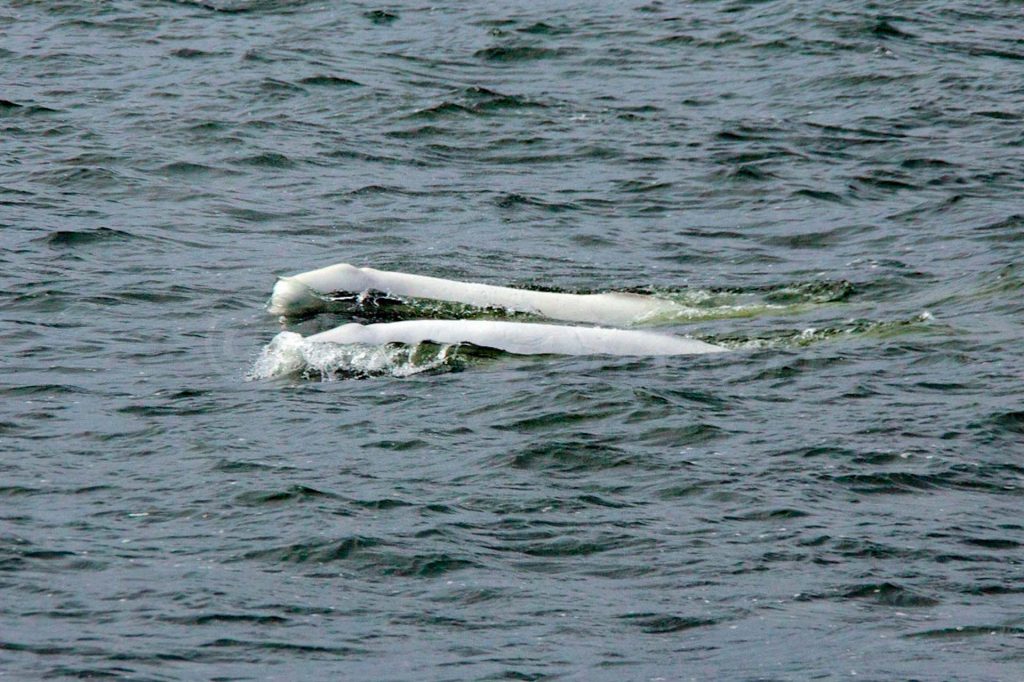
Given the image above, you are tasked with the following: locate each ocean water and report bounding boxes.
[2,1,1023,680]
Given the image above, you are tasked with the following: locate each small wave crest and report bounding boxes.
[248,331,460,381]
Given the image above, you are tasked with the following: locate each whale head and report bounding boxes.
[267,263,378,316]
[267,276,322,316]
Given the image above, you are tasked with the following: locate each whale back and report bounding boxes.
[307,320,725,356]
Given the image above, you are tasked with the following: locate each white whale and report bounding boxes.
[268,263,683,326]
[303,319,726,356]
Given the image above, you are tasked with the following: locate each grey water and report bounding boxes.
[2,1,1023,679]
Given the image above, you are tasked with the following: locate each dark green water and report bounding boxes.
[2,1,1023,680]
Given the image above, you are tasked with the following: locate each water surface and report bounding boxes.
[2,1,1023,680]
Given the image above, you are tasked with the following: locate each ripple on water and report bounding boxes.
[473,45,574,62]
[37,227,137,248]
[297,74,363,88]
[617,613,718,634]
[505,439,638,473]
[235,536,477,578]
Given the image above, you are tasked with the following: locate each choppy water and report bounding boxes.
[3,1,1023,679]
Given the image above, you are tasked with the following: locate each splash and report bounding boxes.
[248,331,461,381]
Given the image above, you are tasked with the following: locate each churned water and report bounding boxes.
[2,1,1023,680]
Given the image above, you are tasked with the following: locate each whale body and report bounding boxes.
[304,319,726,356]
[268,263,682,326]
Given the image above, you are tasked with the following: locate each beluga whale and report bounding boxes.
[268,262,689,326]
[303,319,726,356]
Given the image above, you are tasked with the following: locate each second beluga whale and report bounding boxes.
[302,319,725,356]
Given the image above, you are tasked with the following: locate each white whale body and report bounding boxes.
[252,321,722,380]
[303,319,725,356]
[268,263,682,326]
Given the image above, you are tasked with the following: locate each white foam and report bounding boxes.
[248,331,457,380]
